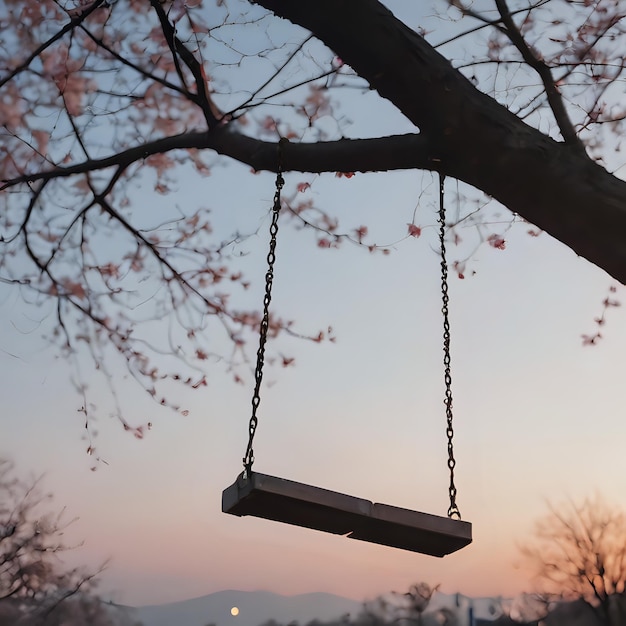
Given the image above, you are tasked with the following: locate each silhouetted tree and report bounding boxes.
[393,583,440,626]
[0,459,140,625]
[521,495,626,626]
[358,583,441,626]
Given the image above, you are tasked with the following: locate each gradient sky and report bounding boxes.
[2,0,626,610]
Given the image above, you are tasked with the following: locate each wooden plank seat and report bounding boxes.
[222,472,472,557]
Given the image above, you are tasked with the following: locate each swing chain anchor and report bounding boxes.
[438,173,461,521]
[243,141,285,477]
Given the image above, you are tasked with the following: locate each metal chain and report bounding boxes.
[243,156,284,477]
[438,173,461,520]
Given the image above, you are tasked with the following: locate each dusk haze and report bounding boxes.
[1,1,625,625]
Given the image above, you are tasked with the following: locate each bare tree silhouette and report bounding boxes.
[522,495,626,626]
[0,459,140,625]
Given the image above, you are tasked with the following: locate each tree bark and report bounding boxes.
[251,0,626,284]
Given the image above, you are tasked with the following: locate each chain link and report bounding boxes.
[242,161,284,476]
[438,173,461,520]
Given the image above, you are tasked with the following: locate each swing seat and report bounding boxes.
[222,472,472,557]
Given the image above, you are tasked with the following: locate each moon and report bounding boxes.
[231,607,240,617]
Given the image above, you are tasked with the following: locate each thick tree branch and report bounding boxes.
[1,130,435,188]
[3,1,626,282]
[253,0,626,284]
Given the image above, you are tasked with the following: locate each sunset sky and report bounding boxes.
[2,0,626,610]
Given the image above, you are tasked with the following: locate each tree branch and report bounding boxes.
[494,0,582,149]
[252,0,626,284]
[0,0,107,89]
[149,0,221,128]
[79,25,187,97]
[1,130,436,189]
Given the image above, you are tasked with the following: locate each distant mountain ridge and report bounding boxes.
[133,589,363,626]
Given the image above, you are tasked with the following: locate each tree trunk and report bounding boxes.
[253,0,626,284]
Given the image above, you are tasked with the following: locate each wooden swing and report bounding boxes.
[222,156,472,557]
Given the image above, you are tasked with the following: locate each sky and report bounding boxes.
[2,0,626,610]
